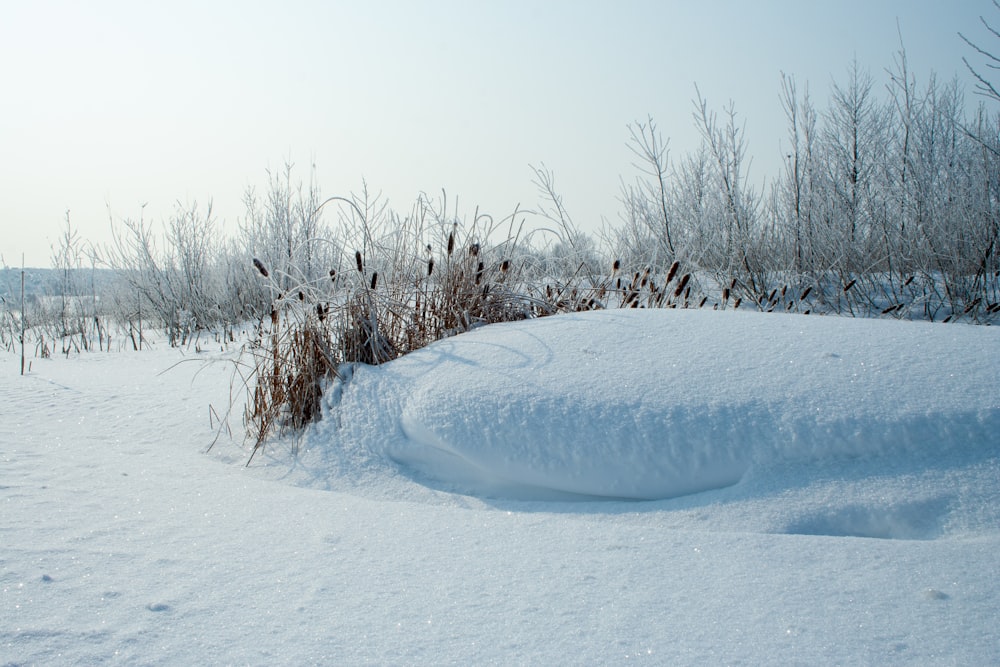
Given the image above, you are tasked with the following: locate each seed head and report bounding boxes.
[666,260,680,285]
[673,273,690,298]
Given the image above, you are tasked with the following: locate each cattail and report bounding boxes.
[427,258,435,276]
[722,287,730,302]
[370,272,378,290]
[316,303,327,321]
[329,269,337,282]
[253,258,269,277]
[665,260,680,285]
[613,259,621,272]
[298,291,305,301]
[903,275,915,287]
[469,243,480,257]
[500,259,510,273]
[355,251,364,274]
[800,286,812,301]
[733,297,742,309]
[475,261,484,285]
[447,231,455,257]
[881,304,897,315]
[843,279,856,292]
[730,278,737,290]
[698,296,708,308]
[673,273,690,298]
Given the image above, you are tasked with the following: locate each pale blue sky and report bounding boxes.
[1,1,992,266]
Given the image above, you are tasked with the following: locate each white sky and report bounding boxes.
[0,0,991,266]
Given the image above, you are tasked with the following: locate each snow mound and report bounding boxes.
[333,309,999,500]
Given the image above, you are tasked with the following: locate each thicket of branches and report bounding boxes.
[612,49,999,323]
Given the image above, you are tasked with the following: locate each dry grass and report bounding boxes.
[239,232,722,459]
[240,207,550,456]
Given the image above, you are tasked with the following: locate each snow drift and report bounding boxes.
[329,309,999,500]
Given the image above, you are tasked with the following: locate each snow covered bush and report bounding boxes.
[105,200,228,346]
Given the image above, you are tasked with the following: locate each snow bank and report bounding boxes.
[333,309,999,500]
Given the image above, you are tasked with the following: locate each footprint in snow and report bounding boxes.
[146,602,171,612]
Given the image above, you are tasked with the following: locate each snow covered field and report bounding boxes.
[2,309,998,665]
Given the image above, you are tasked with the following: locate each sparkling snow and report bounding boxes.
[2,309,998,665]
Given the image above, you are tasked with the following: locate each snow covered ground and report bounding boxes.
[2,309,998,665]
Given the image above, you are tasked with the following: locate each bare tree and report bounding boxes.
[693,87,767,301]
[778,73,820,274]
[960,0,1000,103]
[626,117,675,257]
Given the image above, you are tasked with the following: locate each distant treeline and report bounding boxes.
[0,267,118,302]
